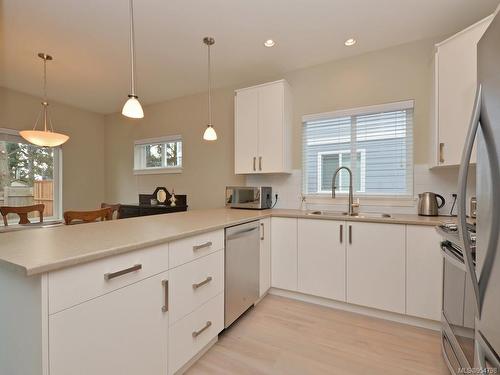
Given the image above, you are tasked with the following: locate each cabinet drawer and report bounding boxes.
[169,230,224,268]
[169,293,224,374]
[48,243,169,314]
[169,250,224,324]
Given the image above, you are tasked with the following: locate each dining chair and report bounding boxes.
[63,207,113,225]
[100,203,121,220]
[0,204,45,226]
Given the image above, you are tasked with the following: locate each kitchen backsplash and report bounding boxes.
[246,164,476,216]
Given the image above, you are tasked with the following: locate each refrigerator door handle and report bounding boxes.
[457,84,482,314]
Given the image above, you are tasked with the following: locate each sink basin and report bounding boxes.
[306,211,391,219]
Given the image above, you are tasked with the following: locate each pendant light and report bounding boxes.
[203,37,217,141]
[19,53,69,147]
[122,0,144,119]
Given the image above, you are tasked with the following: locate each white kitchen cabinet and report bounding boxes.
[259,218,271,297]
[406,225,443,321]
[431,15,492,167]
[234,80,292,174]
[49,272,169,375]
[271,217,297,291]
[298,219,346,301]
[346,222,406,314]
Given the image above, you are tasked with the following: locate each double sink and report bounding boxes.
[306,210,391,219]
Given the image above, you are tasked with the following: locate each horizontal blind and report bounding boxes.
[303,105,413,197]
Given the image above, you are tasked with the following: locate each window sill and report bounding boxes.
[133,167,183,175]
[304,194,417,207]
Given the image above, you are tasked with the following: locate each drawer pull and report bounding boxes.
[162,280,169,312]
[192,276,213,289]
[192,321,212,338]
[104,264,142,280]
[193,241,212,251]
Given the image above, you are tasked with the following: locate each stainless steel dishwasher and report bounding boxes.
[224,220,260,328]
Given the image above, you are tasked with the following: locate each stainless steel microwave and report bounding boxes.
[225,186,272,209]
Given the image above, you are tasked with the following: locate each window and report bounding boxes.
[303,101,413,197]
[0,128,61,221]
[134,135,183,174]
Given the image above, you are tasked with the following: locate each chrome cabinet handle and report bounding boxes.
[340,224,343,244]
[253,157,256,171]
[457,84,482,314]
[192,276,213,289]
[104,264,142,280]
[260,222,264,240]
[259,156,262,171]
[439,143,445,163]
[193,241,212,251]
[192,321,212,338]
[161,280,169,312]
[348,225,352,244]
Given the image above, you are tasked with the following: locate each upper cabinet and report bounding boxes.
[234,80,292,174]
[431,15,492,167]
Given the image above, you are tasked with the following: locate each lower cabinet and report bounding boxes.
[271,217,298,291]
[298,219,346,301]
[346,222,406,314]
[259,218,271,297]
[49,271,169,375]
[169,293,224,374]
[406,225,443,320]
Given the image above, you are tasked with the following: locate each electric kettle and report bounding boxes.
[418,192,445,216]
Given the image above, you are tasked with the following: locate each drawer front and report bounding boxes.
[49,243,169,314]
[169,250,224,324]
[169,230,224,268]
[169,293,224,374]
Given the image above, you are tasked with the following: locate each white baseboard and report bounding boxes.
[269,288,441,331]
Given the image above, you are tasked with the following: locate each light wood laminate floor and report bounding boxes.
[186,295,449,375]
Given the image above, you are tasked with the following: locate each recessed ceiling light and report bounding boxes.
[264,39,276,47]
[344,38,356,46]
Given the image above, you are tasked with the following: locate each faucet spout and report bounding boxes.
[331,166,356,216]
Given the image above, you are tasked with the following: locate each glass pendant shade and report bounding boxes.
[122,95,144,118]
[20,53,69,148]
[203,125,217,141]
[20,129,69,147]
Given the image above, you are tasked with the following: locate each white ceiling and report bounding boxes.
[1,0,498,114]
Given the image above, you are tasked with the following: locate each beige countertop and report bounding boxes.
[0,208,456,277]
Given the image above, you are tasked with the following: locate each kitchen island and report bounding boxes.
[0,208,454,375]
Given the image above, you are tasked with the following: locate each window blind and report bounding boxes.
[302,102,413,197]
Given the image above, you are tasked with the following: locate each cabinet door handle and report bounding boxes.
[439,143,445,163]
[161,280,169,312]
[253,157,256,171]
[339,225,343,243]
[259,156,262,171]
[104,264,142,280]
[260,222,265,240]
[192,321,212,338]
[192,276,213,289]
[348,225,352,244]
[193,241,212,251]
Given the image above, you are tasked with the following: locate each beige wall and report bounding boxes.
[284,37,436,167]
[0,87,105,212]
[104,89,245,209]
[104,37,437,209]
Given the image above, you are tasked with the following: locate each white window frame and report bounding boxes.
[133,135,183,175]
[0,127,63,221]
[302,100,414,202]
[316,149,366,194]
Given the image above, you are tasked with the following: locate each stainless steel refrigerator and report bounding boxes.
[457,5,500,370]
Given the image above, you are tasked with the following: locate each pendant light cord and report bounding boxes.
[207,42,212,126]
[129,0,137,97]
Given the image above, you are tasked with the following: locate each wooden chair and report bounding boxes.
[0,204,45,226]
[101,203,121,220]
[63,207,113,225]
